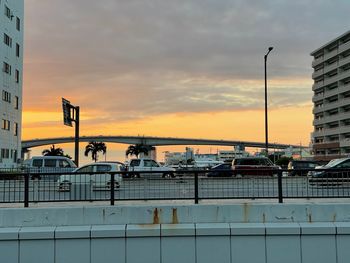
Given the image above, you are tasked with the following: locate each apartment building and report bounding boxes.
[311,30,350,161]
[0,0,23,168]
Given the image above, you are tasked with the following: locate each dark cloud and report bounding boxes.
[24,0,350,120]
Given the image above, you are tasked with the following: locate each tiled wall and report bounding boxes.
[0,222,349,263]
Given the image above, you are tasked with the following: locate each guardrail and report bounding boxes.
[1,168,350,207]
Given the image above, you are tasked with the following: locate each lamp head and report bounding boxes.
[268,47,273,51]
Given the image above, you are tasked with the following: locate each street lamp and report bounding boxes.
[264,47,273,156]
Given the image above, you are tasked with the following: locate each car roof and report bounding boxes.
[291,160,316,163]
[81,162,123,166]
[31,156,72,160]
[95,161,124,165]
[234,157,268,160]
[325,158,350,167]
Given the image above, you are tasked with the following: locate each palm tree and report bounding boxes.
[42,145,64,156]
[125,144,151,158]
[84,141,107,162]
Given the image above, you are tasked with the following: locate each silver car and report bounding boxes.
[57,162,123,191]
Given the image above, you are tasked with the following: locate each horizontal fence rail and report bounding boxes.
[1,168,350,207]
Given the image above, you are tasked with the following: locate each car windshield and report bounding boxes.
[212,164,230,170]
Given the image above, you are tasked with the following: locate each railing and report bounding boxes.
[1,168,350,207]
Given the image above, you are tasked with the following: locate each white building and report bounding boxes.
[311,31,350,161]
[218,146,250,162]
[0,0,23,168]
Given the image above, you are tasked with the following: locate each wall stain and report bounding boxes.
[243,203,250,223]
[172,208,179,224]
[153,208,160,224]
[308,213,312,223]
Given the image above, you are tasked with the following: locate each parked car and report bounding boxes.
[231,157,281,177]
[309,158,350,178]
[22,156,77,180]
[57,162,124,192]
[287,160,319,176]
[127,158,176,178]
[207,163,233,177]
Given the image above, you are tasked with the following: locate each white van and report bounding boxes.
[23,156,77,178]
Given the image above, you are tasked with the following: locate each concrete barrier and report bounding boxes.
[1,203,350,263]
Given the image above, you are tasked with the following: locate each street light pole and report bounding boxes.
[264,47,273,156]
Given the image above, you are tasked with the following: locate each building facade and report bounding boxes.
[0,0,23,168]
[311,31,350,161]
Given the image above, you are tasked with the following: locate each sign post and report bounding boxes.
[62,98,80,166]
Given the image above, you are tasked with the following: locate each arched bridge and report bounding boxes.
[22,135,306,150]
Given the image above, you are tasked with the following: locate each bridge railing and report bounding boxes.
[1,168,350,207]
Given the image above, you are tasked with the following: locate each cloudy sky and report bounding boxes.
[22,0,350,159]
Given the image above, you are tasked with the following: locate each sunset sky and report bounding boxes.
[22,1,350,161]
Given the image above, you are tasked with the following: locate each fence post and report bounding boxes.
[194,172,199,204]
[110,173,115,206]
[24,174,29,208]
[277,172,283,203]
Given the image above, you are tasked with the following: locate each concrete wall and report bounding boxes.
[1,222,350,263]
[1,203,350,263]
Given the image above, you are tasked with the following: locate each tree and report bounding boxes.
[84,141,107,162]
[42,145,64,156]
[125,144,151,158]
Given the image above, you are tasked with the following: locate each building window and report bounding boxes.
[1,149,10,159]
[16,43,20,57]
[14,123,18,136]
[13,150,17,162]
[2,90,11,103]
[2,62,11,75]
[15,70,19,83]
[3,33,12,47]
[1,119,10,131]
[14,96,19,109]
[16,17,20,31]
[4,6,12,19]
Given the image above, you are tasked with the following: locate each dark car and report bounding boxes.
[310,158,350,178]
[231,157,280,177]
[207,163,233,177]
[287,160,319,176]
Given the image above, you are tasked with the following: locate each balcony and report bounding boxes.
[312,106,325,115]
[312,130,325,138]
[312,93,324,102]
[323,126,347,137]
[323,62,338,74]
[313,142,340,150]
[323,74,339,86]
[312,82,325,91]
[318,112,350,124]
[322,88,339,100]
[340,139,350,147]
[323,70,350,87]
[339,41,350,54]
[339,55,350,67]
[338,83,350,94]
[312,70,324,79]
[312,56,324,68]
[324,49,338,61]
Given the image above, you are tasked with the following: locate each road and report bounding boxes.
[1,176,350,204]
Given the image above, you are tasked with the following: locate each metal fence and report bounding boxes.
[1,168,350,207]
